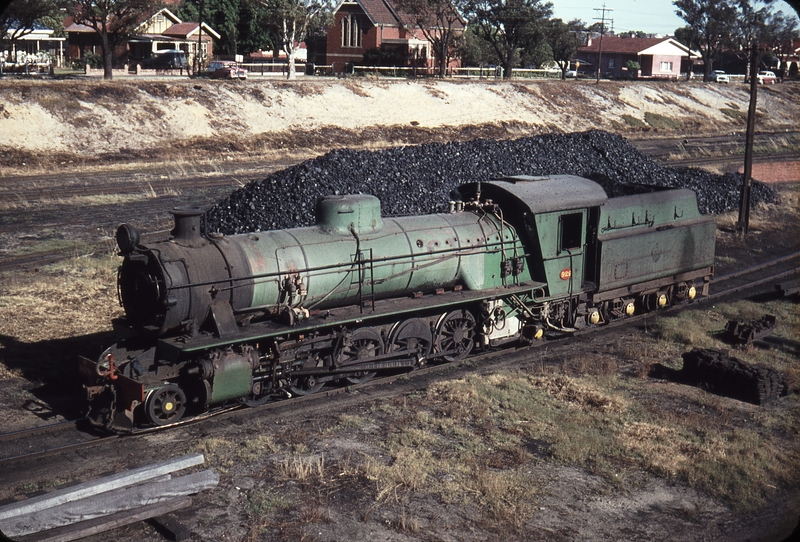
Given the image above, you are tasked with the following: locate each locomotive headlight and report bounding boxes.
[116,224,141,254]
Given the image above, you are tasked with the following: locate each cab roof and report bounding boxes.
[460,175,608,214]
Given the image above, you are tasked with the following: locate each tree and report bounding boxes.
[260,0,333,79]
[394,0,465,77]
[466,0,553,79]
[66,0,161,80]
[673,0,738,81]
[765,10,799,78]
[728,0,780,81]
[544,17,582,79]
[0,0,60,73]
[179,0,275,58]
[458,23,500,67]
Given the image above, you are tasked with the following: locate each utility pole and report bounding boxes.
[736,37,759,235]
[196,0,204,75]
[594,4,613,83]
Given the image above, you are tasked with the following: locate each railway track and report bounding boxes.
[627,130,800,163]
[2,250,795,468]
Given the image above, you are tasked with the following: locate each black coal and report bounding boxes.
[205,130,777,235]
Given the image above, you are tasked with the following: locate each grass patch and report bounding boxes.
[721,108,748,122]
[620,114,646,128]
[644,112,683,130]
[191,431,282,472]
[335,294,800,518]
[37,95,86,116]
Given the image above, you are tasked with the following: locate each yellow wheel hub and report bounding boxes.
[624,302,635,316]
[164,402,174,412]
[687,285,697,300]
[657,294,668,308]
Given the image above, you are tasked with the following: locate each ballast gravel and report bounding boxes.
[204,130,777,235]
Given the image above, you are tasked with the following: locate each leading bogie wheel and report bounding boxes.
[145,384,187,426]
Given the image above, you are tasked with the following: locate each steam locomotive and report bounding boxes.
[79,175,715,432]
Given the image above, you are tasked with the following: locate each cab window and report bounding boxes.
[559,213,583,252]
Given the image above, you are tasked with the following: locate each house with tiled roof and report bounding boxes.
[320,0,463,73]
[65,8,219,68]
[577,35,700,79]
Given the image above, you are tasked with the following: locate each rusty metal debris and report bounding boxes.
[724,314,776,346]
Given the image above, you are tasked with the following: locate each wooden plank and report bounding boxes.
[2,470,217,537]
[16,497,192,542]
[0,453,204,521]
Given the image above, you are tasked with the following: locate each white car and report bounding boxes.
[709,70,729,83]
[757,71,778,84]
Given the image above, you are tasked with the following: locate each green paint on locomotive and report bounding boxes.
[595,189,716,295]
[234,195,532,313]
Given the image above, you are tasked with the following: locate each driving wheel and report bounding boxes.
[336,327,384,384]
[389,318,433,362]
[436,309,476,362]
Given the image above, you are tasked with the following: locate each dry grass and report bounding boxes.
[275,453,325,482]
[0,256,120,346]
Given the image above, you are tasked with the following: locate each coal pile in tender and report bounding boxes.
[205,130,778,235]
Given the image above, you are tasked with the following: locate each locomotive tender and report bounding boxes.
[80,175,715,432]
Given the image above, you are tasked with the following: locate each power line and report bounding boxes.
[593,4,613,82]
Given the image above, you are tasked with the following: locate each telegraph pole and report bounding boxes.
[196,0,204,75]
[594,4,613,83]
[736,38,759,235]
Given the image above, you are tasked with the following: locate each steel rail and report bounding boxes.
[3,247,795,465]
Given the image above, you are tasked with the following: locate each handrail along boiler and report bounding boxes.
[79,175,715,431]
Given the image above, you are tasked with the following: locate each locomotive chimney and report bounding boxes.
[170,208,205,245]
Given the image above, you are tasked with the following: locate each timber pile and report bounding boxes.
[0,453,217,542]
[677,348,788,405]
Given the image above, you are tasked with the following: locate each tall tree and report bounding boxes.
[764,9,799,77]
[466,0,552,79]
[260,0,333,79]
[458,23,500,67]
[544,17,582,79]
[728,0,778,80]
[394,0,465,77]
[673,0,737,81]
[66,0,161,80]
[1,0,59,72]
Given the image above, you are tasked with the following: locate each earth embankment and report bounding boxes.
[1,78,798,171]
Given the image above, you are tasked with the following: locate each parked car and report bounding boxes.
[757,71,778,84]
[208,61,247,80]
[141,50,187,70]
[709,70,729,83]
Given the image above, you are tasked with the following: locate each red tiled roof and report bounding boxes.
[163,22,199,37]
[64,22,95,33]
[358,0,403,26]
[579,36,667,54]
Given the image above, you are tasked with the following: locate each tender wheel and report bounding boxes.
[336,328,384,384]
[145,384,187,426]
[436,309,476,362]
[389,318,433,362]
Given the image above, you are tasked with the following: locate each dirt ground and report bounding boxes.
[0,79,798,542]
